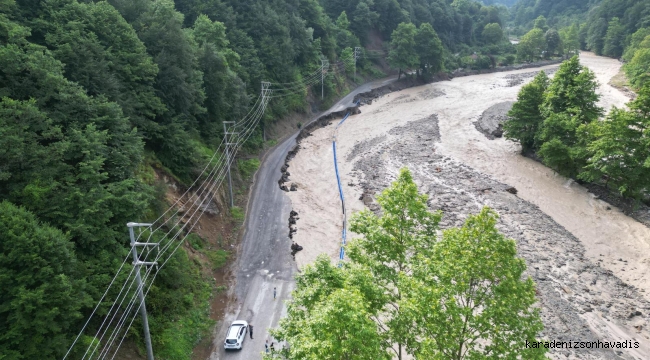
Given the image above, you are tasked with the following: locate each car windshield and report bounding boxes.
[225,339,237,344]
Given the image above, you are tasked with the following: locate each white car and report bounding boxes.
[224,320,248,350]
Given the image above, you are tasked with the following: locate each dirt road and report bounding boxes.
[287,52,650,359]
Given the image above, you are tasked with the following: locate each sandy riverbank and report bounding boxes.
[285,52,650,358]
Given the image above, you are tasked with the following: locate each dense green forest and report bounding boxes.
[511,0,650,89]
[0,0,534,359]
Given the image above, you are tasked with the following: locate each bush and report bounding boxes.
[231,206,245,222]
[238,158,260,180]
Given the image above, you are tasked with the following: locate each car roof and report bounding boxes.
[226,321,248,339]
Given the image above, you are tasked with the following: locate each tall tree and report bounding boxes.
[503,71,549,152]
[348,168,441,360]
[414,22,444,75]
[388,22,418,79]
[586,17,607,55]
[622,28,650,62]
[559,24,580,58]
[0,201,91,360]
[270,256,390,360]
[544,28,561,58]
[625,48,650,89]
[581,83,650,198]
[404,207,547,359]
[517,28,545,62]
[603,17,625,58]
[533,15,549,32]
[537,56,603,177]
[481,23,503,44]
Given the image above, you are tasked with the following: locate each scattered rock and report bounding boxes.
[506,186,518,195]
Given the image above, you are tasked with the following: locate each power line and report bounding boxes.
[67,49,375,358]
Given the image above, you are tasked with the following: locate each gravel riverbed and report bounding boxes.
[285,53,650,359]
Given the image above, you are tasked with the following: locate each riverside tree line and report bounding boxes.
[512,0,650,90]
[504,56,650,202]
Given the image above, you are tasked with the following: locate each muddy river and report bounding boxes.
[286,52,650,359]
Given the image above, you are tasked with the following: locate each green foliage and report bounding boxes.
[0,201,91,360]
[533,15,549,33]
[538,56,602,177]
[545,29,562,57]
[230,206,245,222]
[388,22,418,78]
[272,169,545,359]
[581,83,650,198]
[625,48,650,89]
[559,24,580,57]
[482,23,503,44]
[414,23,444,74]
[269,256,390,360]
[622,28,650,62]
[405,207,546,359]
[503,71,549,152]
[517,28,545,62]
[603,17,625,58]
[237,158,260,181]
[147,249,214,360]
[204,249,229,271]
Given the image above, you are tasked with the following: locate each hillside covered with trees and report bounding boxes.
[0,0,535,359]
[511,0,650,89]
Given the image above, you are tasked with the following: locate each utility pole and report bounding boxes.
[127,222,157,360]
[354,47,361,83]
[260,81,271,141]
[321,59,329,100]
[223,121,236,208]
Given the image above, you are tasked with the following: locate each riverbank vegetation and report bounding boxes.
[504,56,650,202]
[270,169,546,360]
[511,0,650,89]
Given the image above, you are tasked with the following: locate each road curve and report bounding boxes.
[208,76,397,360]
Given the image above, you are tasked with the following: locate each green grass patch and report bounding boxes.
[154,302,214,360]
[190,139,218,164]
[231,206,245,222]
[238,158,260,180]
[204,249,229,270]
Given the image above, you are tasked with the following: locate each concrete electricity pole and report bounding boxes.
[127,222,158,360]
[260,81,271,141]
[223,121,236,208]
[354,47,361,83]
[321,59,329,100]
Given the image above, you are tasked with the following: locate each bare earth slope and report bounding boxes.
[286,52,650,359]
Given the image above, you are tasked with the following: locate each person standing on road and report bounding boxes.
[249,324,254,339]
[273,287,277,300]
[265,340,269,353]
[270,342,275,352]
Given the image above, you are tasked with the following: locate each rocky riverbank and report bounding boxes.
[350,115,650,359]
